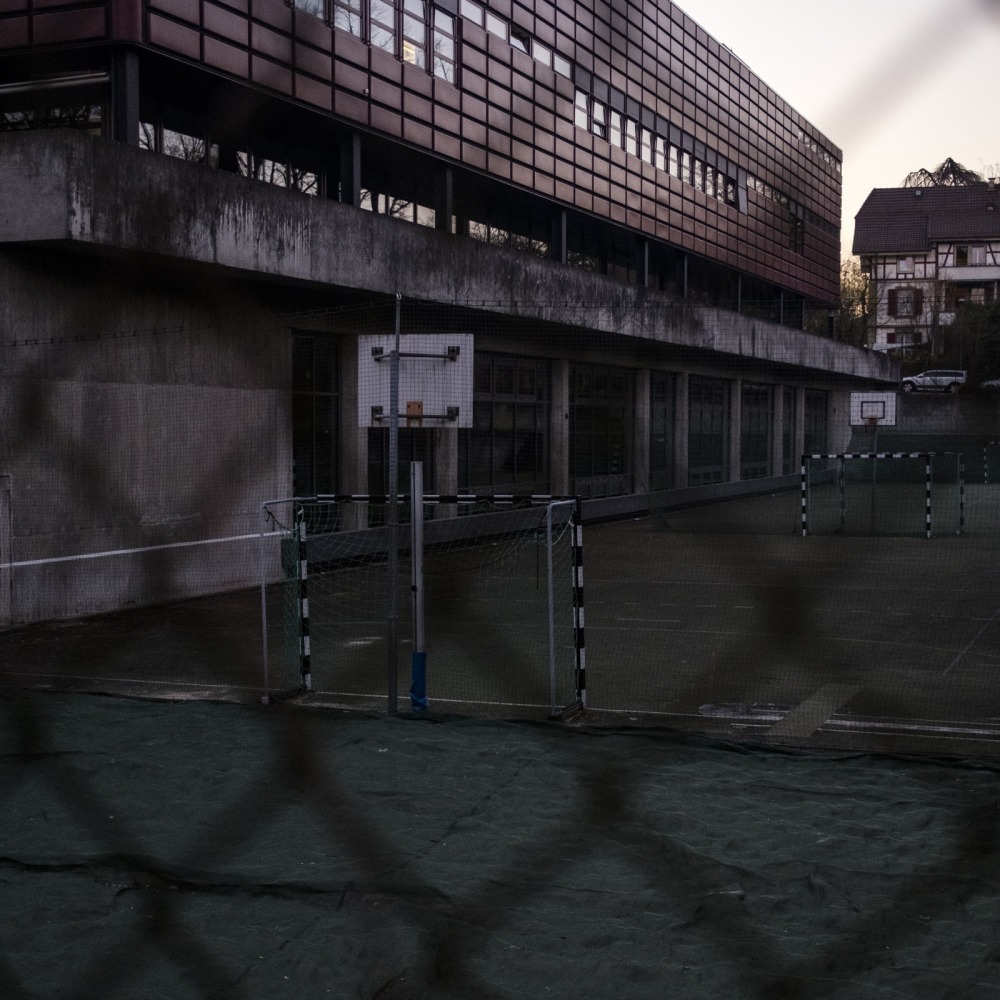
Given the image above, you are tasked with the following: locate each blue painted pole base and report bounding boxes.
[410,651,428,712]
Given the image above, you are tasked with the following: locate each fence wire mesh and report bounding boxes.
[5,2,1000,996]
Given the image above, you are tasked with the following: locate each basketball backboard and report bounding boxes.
[849,392,896,427]
[358,333,474,428]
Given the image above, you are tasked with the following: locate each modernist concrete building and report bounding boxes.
[0,0,895,624]
[854,183,1000,353]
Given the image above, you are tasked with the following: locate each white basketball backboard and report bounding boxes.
[850,392,896,427]
[358,333,474,428]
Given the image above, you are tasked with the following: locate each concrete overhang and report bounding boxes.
[1,129,896,385]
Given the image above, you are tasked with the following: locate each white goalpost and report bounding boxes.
[260,492,585,719]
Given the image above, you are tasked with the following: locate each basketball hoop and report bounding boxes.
[865,416,880,431]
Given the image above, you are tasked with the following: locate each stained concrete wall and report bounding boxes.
[0,247,292,624]
[0,130,897,385]
[0,129,903,625]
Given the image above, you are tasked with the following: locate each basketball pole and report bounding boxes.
[868,415,879,533]
[386,293,401,714]
[410,460,428,712]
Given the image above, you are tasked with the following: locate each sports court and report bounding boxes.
[5,483,1000,997]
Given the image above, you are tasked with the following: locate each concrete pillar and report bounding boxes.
[674,372,689,487]
[340,133,362,208]
[434,426,458,494]
[794,387,806,463]
[551,209,568,264]
[110,49,140,146]
[0,473,10,628]
[339,336,368,494]
[435,166,453,234]
[550,359,570,495]
[637,239,650,288]
[729,379,742,482]
[772,385,785,476]
[633,367,650,494]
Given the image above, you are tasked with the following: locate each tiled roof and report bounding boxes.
[852,184,1000,254]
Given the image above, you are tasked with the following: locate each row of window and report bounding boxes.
[574,91,739,208]
[795,127,842,175]
[292,0,572,84]
[886,282,995,318]
[747,174,837,240]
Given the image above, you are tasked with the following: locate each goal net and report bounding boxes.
[260,495,583,718]
[801,452,964,538]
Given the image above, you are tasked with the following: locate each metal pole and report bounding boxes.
[260,506,271,704]
[386,293,401,713]
[410,461,428,711]
[547,502,557,717]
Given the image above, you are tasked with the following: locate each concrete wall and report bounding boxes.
[0,130,897,385]
[0,247,292,623]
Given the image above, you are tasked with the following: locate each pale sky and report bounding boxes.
[674,0,1000,259]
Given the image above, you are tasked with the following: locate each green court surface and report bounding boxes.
[5,487,1000,758]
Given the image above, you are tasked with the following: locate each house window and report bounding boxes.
[574,90,589,130]
[897,257,914,274]
[956,245,986,266]
[887,286,923,318]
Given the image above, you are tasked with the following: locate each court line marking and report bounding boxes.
[943,604,1000,676]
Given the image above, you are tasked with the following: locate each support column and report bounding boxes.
[551,209,568,265]
[434,427,458,494]
[674,372,690,488]
[772,386,785,477]
[435,166,453,233]
[637,239,650,289]
[632,367,650,494]
[550,359,570,495]
[794,387,806,464]
[110,49,140,146]
[729,379,742,482]
[340,132,362,208]
[340,337,368,494]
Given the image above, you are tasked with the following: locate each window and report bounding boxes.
[552,52,572,77]
[954,245,986,266]
[370,0,396,52]
[607,111,622,149]
[640,127,653,164]
[510,26,530,55]
[460,0,483,26]
[332,0,362,34]
[591,100,607,140]
[897,256,914,274]
[887,287,923,318]
[292,0,326,17]
[574,90,589,130]
[401,0,427,68]
[623,119,637,156]
[432,7,457,82]
[533,40,551,67]
[485,10,507,39]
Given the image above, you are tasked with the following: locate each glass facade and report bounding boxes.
[688,377,729,486]
[459,353,550,493]
[570,365,631,498]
